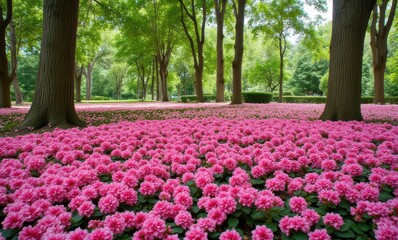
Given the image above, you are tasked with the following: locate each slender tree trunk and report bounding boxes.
[151,57,155,100]
[9,19,23,105]
[156,59,160,101]
[17,0,85,130]
[0,0,12,108]
[84,63,93,100]
[370,0,397,104]
[231,0,246,105]
[215,0,227,102]
[278,39,284,103]
[320,0,375,121]
[75,64,84,103]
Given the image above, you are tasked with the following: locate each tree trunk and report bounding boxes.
[215,0,227,102]
[231,0,246,105]
[195,63,204,103]
[84,62,93,100]
[159,62,168,102]
[75,64,84,103]
[156,59,160,101]
[0,0,12,108]
[320,0,375,121]
[278,40,284,103]
[370,0,397,104]
[17,0,85,130]
[10,19,23,105]
[151,57,155,100]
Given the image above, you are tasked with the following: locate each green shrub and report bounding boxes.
[242,92,273,103]
[283,91,294,96]
[91,96,111,101]
[281,96,398,104]
[181,95,216,103]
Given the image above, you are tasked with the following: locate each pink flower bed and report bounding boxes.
[1,103,398,132]
[1,118,397,239]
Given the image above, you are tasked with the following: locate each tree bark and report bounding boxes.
[370,0,397,104]
[215,0,226,102]
[9,19,23,105]
[155,58,160,101]
[278,35,286,103]
[179,0,206,103]
[75,64,84,102]
[151,57,155,100]
[84,62,94,100]
[17,0,85,130]
[231,0,245,105]
[0,0,12,108]
[320,0,376,121]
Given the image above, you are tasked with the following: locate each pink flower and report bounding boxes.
[289,196,307,213]
[184,227,208,240]
[219,196,237,214]
[208,208,227,225]
[308,229,331,240]
[266,178,286,192]
[142,216,166,239]
[175,210,194,229]
[279,216,311,236]
[77,201,95,217]
[197,218,216,232]
[174,192,193,208]
[119,189,138,206]
[67,228,89,240]
[18,226,42,240]
[139,181,157,196]
[2,212,24,229]
[219,229,241,240]
[86,227,113,240]
[103,215,126,235]
[251,225,274,240]
[301,209,320,225]
[318,190,341,205]
[98,195,119,214]
[323,213,344,230]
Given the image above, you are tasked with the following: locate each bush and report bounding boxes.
[283,91,294,96]
[281,96,398,104]
[242,92,273,103]
[91,96,111,101]
[180,95,216,103]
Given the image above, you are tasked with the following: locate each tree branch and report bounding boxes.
[385,0,397,37]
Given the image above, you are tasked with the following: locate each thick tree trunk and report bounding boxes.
[159,63,168,102]
[0,0,12,108]
[9,19,23,105]
[231,0,245,105]
[320,0,375,121]
[17,0,85,130]
[84,63,93,100]
[156,59,160,101]
[215,0,226,102]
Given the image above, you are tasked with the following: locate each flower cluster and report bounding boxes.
[0,117,397,239]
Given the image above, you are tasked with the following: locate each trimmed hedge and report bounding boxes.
[282,96,398,104]
[181,94,216,103]
[242,92,273,103]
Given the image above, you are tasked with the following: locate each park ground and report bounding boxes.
[0,102,397,239]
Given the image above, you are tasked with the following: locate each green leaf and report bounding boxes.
[71,212,84,223]
[192,205,200,214]
[235,228,244,237]
[1,229,18,238]
[292,232,308,240]
[251,211,266,221]
[335,208,348,216]
[350,223,364,234]
[338,199,351,209]
[251,179,265,185]
[265,222,278,232]
[172,226,184,234]
[208,232,221,238]
[116,234,133,240]
[147,197,158,204]
[138,194,146,203]
[228,216,239,228]
[241,206,251,214]
[334,229,356,238]
[92,209,103,217]
[339,223,350,232]
[379,191,394,202]
[357,222,370,232]
[382,185,393,192]
[233,210,242,218]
